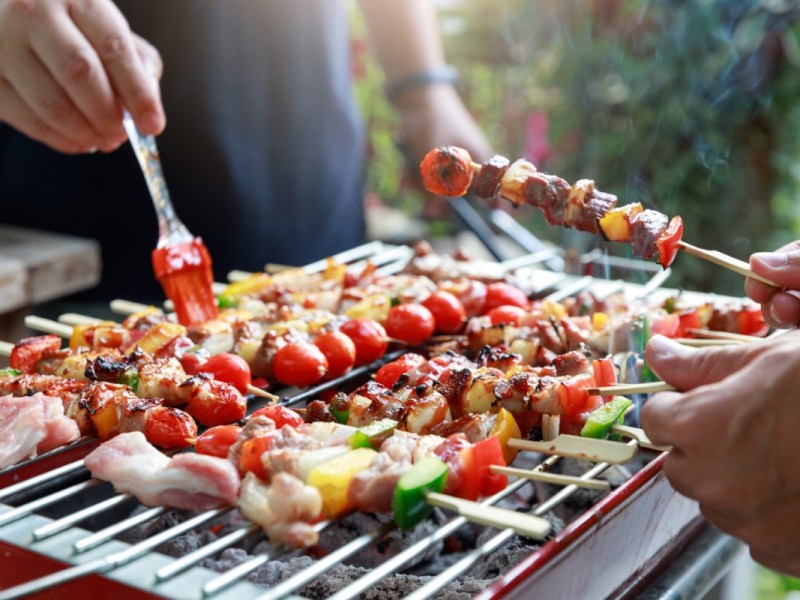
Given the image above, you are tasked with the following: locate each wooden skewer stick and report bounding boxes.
[23,315,279,402]
[425,492,551,540]
[684,328,765,342]
[490,465,610,490]
[588,381,676,396]
[677,241,780,287]
[509,435,637,464]
[610,424,671,453]
[673,338,745,347]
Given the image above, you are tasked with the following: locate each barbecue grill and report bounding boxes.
[0,241,741,599]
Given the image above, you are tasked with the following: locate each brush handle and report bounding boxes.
[122,112,192,247]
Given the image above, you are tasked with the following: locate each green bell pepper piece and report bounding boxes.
[330,393,350,424]
[118,369,139,394]
[217,294,238,309]
[581,396,632,439]
[349,419,398,449]
[0,368,21,378]
[392,456,448,530]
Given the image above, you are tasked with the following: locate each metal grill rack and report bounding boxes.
[0,242,690,599]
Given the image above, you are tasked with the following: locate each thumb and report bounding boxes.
[644,334,771,391]
[751,245,800,291]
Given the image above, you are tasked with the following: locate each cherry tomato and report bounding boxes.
[185,379,247,426]
[385,304,435,346]
[10,335,62,374]
[558,374,602,417]
[422,291,467,334]
[180,352,208,375]
[482,283,531,314]
[195,425,242,458]
[201,353,252,394]
[314,331,357,378]
[487,305,527,326]
[239,434,276,479]
[678,308,703,337]
[656,215,684,269]
[249,405,305,429]
[272,342,329,387]
[419,146,474,197]
[340,318,388,366]
[374,353,427,388]
[144,406,198,449]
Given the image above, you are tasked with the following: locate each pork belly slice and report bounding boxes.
[0,393,80,468]
[84,432,240,511]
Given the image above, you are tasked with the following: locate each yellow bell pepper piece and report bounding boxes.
[220,273,272,299]
[491,408,522,464]
[592,312,608,332]
[345,293,392,322]
[598,203,643,242]
[307,447,377,517]
[127,322,187,355]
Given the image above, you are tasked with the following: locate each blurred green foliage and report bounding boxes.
[355,0,800,294]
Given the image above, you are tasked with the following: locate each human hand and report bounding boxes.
[640,333,800,576]
[746,241,800,329]
[0,0,164,154]
[394,85,492,219]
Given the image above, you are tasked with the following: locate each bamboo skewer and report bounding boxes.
[21,316,279,402]
[673,338,746,347]
[489,465,610,490]
[683,328,765,342]
[425,492,551,540]
[509,436,638,464]
[610,424,671,452]
[677,241,780,287]
[588,381,676,396]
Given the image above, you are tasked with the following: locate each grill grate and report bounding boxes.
[0,241,674,599]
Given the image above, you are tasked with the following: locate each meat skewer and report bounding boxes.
[420,146,780,287]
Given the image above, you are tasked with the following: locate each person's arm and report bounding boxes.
[357,0,491,216]
[641,333,800,576]
[746,241,800,328]
[0,0,164,154]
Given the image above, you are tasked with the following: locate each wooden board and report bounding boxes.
[0,225,101,305]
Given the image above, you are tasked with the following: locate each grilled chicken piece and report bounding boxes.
[350,450,411,514]
[0,393,80,468]
[238,472,322,547]
[84,432,241,511]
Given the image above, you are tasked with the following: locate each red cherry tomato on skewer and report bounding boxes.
[185,378,247,426]
[314,331,357,379]
[385,304,435,346]
[487,305,527,326]
[374,353,427,388]
[422,291,467,334]
[249,405,305,429]
[195,425,242,458]
[340,318,388,366]
[419,146,474,197]
[272,342,329,387]
[144,406,198,449]
[482,283,531,314]
[202,353,252,394]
